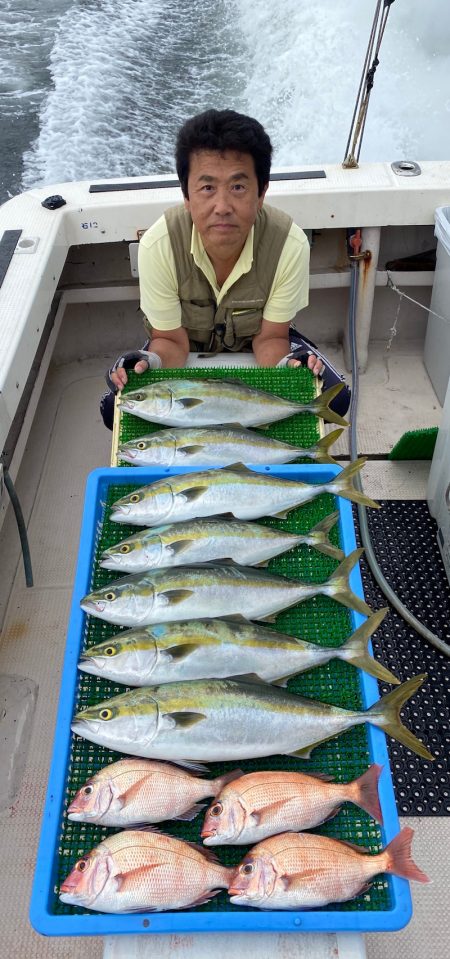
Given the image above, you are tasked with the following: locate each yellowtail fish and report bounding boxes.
[229,827,430,909]
[99,512,343,574]
[71,674,434,763]
[118,378,349,428]
[117,426,344,468]
[67,758,242,827]
[59,830,233,913]
[110,461,378,527]
[80,550,371,627]
[78,609,399,687]
[201,764,383,845]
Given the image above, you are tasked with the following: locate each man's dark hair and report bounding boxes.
[175,109,272,198]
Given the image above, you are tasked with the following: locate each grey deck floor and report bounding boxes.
[0,342,448,958]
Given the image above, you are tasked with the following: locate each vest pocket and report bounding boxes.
[181,300,216,345]
[226,307,263,348]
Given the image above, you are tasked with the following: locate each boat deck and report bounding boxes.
[0,337,448,958]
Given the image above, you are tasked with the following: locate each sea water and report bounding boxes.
[1,0,450,203]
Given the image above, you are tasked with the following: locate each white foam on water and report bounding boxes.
[18,0,450,191]
[0,0,71,91]
[235,0,450,165]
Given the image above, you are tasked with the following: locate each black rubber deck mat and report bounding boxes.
[356,500,450,816]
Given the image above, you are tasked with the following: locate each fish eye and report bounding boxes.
[104,592,116,602]
[119,544,130,554]
[130,494,140,503]
[99,708,113,721]
[104,646,117,657]
[83,784,94,795]
[241,862,255,876]
[134,393,143,401]
[209,802,223,817]
[137,442,146,451]
[76,857,90,872]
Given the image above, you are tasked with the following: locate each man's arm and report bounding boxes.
[252,319,324,374]
[149,325,190,368]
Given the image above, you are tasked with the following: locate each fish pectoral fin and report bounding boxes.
[115,864,163,892]
[168,540,195,556]
[183,487,207,502]
[161,589,194,605]
[178,397,204,408]
[178,445,206,454]
[249,800,289,826]
[269,510,290,520]
[166,643,202,661]
[280,869,320,891]
[175,802,206,821]
[165,711,207,729]
[118,780,147,806]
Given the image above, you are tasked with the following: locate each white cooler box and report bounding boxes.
[424,205,450,404]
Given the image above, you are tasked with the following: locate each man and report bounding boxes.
[101,109,349,427]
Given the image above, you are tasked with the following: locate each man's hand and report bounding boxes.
[253,319,324,375]
[287,353,325,376]
[106,327,190,393]
[106,350,161,393]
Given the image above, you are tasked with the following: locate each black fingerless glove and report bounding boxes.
[279,332,351,417]
[105,344,161,393]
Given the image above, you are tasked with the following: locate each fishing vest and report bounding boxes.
[164,203,293,353]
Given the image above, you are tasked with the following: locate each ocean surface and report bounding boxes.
[1,0,450,205]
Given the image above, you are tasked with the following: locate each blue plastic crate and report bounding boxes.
[30,465,412,935]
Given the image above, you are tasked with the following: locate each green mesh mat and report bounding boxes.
[55,476,391,918]
[114,367,322,463]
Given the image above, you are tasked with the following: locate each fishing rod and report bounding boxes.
[343,0,396,168]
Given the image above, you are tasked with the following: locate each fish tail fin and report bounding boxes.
[212,768,245,793]
[338,608,400,684]
[328,459,380,509]
[383,827,430,883]
[310,429,344,465]
[305,510,344,560]
[325,548,373,616]
[366,674,435,761]
[349,763,384,824]
[308,384,349,426]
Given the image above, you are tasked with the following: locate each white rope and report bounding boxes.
[385,283,403,351]
[386,271,450,324]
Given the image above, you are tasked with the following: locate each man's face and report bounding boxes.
[184,150,267,265]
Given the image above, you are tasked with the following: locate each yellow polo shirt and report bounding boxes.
[138,212,309,331]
